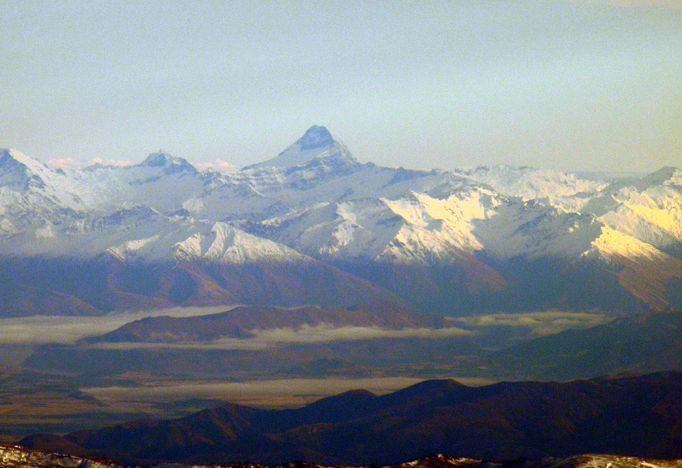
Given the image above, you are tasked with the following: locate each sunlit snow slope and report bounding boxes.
[1,127,680,315]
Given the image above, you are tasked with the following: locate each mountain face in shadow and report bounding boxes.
[20,372,682,465]
[493,311,682,380]
[0,256,402,317]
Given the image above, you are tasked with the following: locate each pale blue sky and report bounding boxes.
[1,0,681,172]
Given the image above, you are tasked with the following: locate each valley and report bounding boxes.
[4,1,682,464]
[1,126,680,465]
[1,305,678,443]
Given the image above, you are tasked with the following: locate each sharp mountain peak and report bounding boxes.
[141,151,195,170]
[297,125,335,150]
[244,125,357,170]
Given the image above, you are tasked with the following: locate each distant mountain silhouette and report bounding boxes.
[21,372,682,465]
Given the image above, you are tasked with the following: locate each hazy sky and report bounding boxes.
[1,0,681,172]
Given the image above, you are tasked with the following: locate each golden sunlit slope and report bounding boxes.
[591,227,682,310]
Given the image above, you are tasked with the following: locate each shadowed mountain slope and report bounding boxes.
[20,372,682,465]
[494,311,682,380]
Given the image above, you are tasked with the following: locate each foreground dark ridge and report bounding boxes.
[1,447,681,468]
[20,372,682,466]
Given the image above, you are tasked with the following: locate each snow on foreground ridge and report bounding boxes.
[0,444,116,468]
[2,445,681,468]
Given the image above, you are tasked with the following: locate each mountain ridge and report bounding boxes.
[1,127,681,314]
[19,372,682,465]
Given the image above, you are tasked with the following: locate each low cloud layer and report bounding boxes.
[452,310,611,336]
[47,157,81,168]
[0,308,610,348]
[0,306,235,345]
[89,324,475,351]
[90,157,134,167]
[254,324,474,343]
[194,159,238,173]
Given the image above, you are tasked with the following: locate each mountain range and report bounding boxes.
[1,125,681,316]
[19,372,682,465]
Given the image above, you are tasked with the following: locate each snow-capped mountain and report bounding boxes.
[584,167,682,256]
[244,125,356,170]
[456,165,607,201]
[1,126,680,315]
[173,222,309,264]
